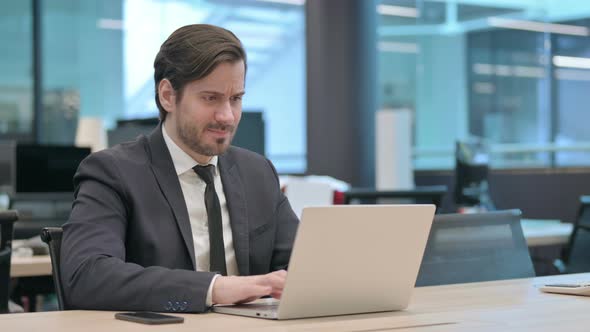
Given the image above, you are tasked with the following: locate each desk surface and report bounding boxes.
[10,255,52,278]
[521,219,573,247]
[2,273,589,332]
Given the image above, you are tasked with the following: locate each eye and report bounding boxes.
[230,95,243,102]
[203,95,217,102]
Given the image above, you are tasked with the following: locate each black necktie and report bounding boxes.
[193,164,227,276]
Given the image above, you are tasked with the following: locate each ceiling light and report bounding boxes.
[553,55,590,69]
[256,0,305,5]
[488,17,589,36]
[377,4,418,18]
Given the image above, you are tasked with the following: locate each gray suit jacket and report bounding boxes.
[61,124,299,313]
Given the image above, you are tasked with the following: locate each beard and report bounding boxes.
[176,117,236,157]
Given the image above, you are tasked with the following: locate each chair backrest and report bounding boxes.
[416,210,534,287]
[40,227,66,310]
[0,210,19,313]
[563,196,590,273]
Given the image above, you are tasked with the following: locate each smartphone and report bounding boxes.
[115,312,184,325]
[540,283,590,296]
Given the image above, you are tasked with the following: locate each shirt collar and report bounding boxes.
[162,122,218,176]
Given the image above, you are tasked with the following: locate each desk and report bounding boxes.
[521,219,573,247]
[1,273,589,331]
[10,255,52,278]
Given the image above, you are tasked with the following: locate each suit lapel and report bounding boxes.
[219,150,250,276]
[146,124,196,269]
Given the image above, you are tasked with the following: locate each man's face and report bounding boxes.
[171,61,245,159]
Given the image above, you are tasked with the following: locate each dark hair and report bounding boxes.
[154,24,247,120]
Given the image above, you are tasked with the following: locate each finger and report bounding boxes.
[270,290,282,299]
[266,272,287,289]
[241,284,272,300]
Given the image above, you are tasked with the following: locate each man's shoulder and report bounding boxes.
[83,135,150,169]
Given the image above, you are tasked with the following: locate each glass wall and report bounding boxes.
[0,0,306,173]
[123,0,307,173]
[377,0,590,169]
[0,2,33,141]
[40,0,123,144]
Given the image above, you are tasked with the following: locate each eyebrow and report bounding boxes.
[201,90,246,96]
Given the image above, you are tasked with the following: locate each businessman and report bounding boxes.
[61,24,299,313]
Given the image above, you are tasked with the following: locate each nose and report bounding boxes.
[215,100,235,124]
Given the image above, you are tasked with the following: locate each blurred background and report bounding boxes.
[4,0,590,313]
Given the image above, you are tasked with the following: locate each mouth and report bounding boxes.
[206,127,232,138]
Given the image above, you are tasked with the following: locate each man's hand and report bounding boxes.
[212,270,287,305]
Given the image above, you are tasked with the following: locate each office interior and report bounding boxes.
[2,0,590,322]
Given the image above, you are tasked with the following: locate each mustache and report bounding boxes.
[206,123,235,133]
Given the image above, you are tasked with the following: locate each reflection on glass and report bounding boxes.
[377,0,590,170]
[0,2,33,140]
[123,0,306,173]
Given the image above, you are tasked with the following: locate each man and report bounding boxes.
[61,24,299,313]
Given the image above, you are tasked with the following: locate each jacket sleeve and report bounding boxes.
[266,158,299,271]
[60,151,215,313]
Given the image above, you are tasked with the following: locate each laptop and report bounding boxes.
[212,204,435,320]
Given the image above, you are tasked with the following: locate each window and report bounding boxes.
[124,0,306,173]
[377,0,590,170]
[0,1,33,141]
[2,0,306,173]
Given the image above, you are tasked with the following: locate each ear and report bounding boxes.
[158,79,177,113]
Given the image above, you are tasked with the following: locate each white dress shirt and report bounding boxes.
[162,125,239,305]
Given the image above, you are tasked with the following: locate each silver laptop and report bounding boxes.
[212,204,435,320]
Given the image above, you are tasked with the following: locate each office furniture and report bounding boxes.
[562,195,590,273]
[521,219,573,247]
[0,273,589,331]
[40,227,66,310]
[454,139,495,210]
[10,255,51,278]
[0,210,19,313]
[11,193,71,239]
[416,210,534,286]
[343,185,447,210]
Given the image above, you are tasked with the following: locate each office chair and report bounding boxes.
[454,139,495,211]
[561,196,590,273]
[0,210,19,313]
[416,210,534,286]
[40,227,67,310]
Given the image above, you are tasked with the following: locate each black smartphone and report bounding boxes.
[115,312,184,325]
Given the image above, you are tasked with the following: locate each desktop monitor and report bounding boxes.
[108,117,159,147]
[16,144,91,193]
[232,111,265,156]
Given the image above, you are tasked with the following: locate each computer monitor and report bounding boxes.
[108,117,159,147]
[16,144,91,193]
[232,111,265,156]
[454,139,495,210]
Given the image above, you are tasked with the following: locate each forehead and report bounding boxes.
[186,61,245,93]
